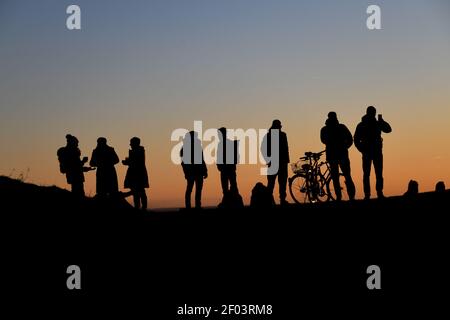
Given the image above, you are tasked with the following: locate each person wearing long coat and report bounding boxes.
[90,137,119,197]
[123,137,149,209]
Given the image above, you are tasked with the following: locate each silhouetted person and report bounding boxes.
[123,137,149,210]
[181,131,208,209]
[217,127,239,197]
[320,112,356,201]
[57,134,91,198]
[403,180,419,197]
[261,120,290,205]
[354,106,392,199]
[90,137,119,197]
[435,181,446,193]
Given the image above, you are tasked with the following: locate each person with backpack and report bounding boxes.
[57,134,92,198]
[354,106,392,199]
[320,112,356,201]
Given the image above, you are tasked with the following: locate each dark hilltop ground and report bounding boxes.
[1,175,449,317]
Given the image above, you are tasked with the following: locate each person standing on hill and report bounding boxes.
[90,137,119,197]
[180,131,208,209]
[354,106,392,199]
[123,137,149,210]
[261,119,290,205]
[320,112,356,201]
[216,127,239,195]
[57,134,92,198]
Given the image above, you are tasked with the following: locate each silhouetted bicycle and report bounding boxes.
[288,150,341,204]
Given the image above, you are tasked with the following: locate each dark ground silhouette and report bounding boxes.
[2,175,449,316]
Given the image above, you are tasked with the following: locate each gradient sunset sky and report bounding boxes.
[1,0,449,208]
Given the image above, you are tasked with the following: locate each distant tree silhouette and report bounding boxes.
[354,106,392,199]
[123,137,149,210]
[180,131,208,209]
[261,120,290,205]
[320,111,356,201]
[90,137,119,197]
[57,134,92,198]
[217,127,240,205]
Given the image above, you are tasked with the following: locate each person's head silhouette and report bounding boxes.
[130,137,141,149]
[366,106,377,118]
[326,111,339,126]
[66,134,79,147]
[218,127,227,141]
[271,119,282,130]
[97,137,107,147]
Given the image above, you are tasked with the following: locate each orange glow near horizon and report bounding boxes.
[1,1,449,208]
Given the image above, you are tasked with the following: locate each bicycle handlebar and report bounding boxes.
[299,150,325,160]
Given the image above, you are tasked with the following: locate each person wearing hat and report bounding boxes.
[320,112,356,201]
[354,106,392,199]
[261,119,290,205]
[57,134,90,198]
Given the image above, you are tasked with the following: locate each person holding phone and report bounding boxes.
[354,106,392,199]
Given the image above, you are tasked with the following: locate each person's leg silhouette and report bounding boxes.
[329,160,342,201]
[140,189,147,210]
[362,153,372,199]
[194,176,204,208]
[267,174,277,196]
[220,171,228,195]
[229,170,238,193]
[373,152,384,198]
[185,177,195,209]
[278,163,288,203]
[340,158,355,200]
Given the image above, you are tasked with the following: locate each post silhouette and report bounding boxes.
[261,119,290,205]
[435,181,446,193]
[403,179,419,197]
[180,131,208,209]
[123,137,149,210]
[57,134,92,198]
[90,137,119,197]
[320,112,356,201]
[354,106,392,199]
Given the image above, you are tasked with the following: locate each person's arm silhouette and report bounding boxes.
[112,148,119,165]
[378,114,392,133]
[342,125,353,149]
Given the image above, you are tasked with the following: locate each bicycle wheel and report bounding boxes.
[312,173,331,202]
[289,174,309,204]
